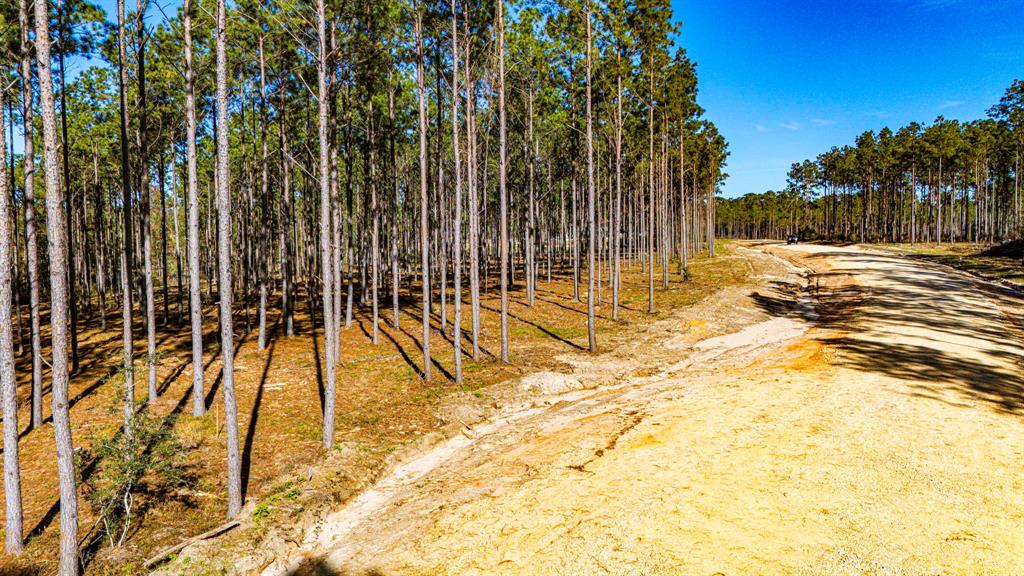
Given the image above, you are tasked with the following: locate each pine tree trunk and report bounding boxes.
[184,0,204,416]
[92,150,107,331]
[389,72,400,330]
[434,45,447,334]
[171,153,183,326]
[19,0,43,429]
[0,85,24,556]
[370,102,380,345]
[34,3,79,571]
[585,1,597,352]
[665,139,670,272]
[613,71,622,321]
[116,0,135,433]
[911,164,916,244]
[707,172,716,257]
[572,177,579,301]
[279,86,294,337]
[137,0,157,401]
[257,35,269,351]
[416,5,432,379]
[56,19,79,374]
[466,28,481,360]
[330,46,343,352]
[497,0,510,363]
[526,92,535,307]
[679,130,687,274]
[343,82,354,332]
[215,0,242,517]
[160,150,169,326]
[647,67,655,313]
[316,0,338,447]
[451,0,463,383]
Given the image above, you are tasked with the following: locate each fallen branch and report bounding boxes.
[142,520,241,569]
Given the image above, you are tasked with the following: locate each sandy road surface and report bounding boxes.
[265,244,1024,576]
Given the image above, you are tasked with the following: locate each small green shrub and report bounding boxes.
[252,502,271,522]
[80,396,193,548]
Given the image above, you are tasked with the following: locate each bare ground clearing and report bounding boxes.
[205,242,1024,576]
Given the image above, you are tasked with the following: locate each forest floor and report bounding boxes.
[0,244,753,575]
[876,241,1024,286]
[205,242,1024,576]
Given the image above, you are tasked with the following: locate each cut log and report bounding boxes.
[142,520,240,569]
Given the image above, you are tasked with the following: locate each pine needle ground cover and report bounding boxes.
[877,242,1024,286]
[1,244,748,575]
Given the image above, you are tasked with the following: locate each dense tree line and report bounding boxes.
[718,80,1024,246]
[0,0,727,572]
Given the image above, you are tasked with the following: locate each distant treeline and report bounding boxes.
[717,80,1024,244]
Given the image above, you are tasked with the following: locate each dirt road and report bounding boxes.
[265,244,1024,576]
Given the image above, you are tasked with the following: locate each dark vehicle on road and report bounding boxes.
[787,234,798,245]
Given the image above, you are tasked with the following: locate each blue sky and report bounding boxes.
[674,0,1024,197]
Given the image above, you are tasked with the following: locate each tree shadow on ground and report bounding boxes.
[282,558,389,576]
[477,302,585,351]
[242,337,276,500]
[752,249,1024,416]
[820,335,1023,414]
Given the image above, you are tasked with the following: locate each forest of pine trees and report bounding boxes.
[0,0,727,572]
[717,80,1024,246]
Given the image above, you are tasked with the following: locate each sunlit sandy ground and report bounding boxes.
[267,243,1024,576]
